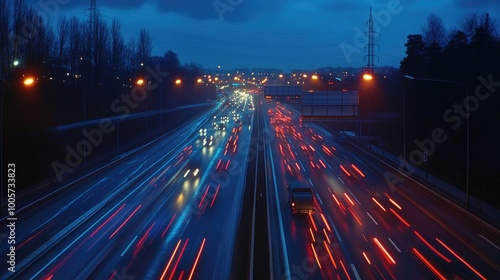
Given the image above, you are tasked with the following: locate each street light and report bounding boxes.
[363,73,373,81]
[196,78,203,104]
[24,77,35,86]
[1,77,35,214]
[404,75,470,207]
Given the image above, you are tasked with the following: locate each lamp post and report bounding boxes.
[1,77,35,214]
[196,78,203,105]
[362,73,374,148]
[403,75,470,207]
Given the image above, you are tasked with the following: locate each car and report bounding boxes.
[287,183,315,214]
[215,122,226,131]
[203,135,214,146]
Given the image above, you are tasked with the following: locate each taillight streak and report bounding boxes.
[109,204,142,239]
[412,248,446,280]
[436,238,487,280]
[160,239,182,280]
[373,238,396,265]
[413,231,451,263]
[91,203,126,238]
[188,238,206,280]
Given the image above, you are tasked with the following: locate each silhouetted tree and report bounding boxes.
[56,16,68,75]
[0,0,11,79]
[164,49,180,70]
[67,16,82,85]
[400,34,425,76]
[137,28,152,65]
[110,18,124,72]
[422,13,447,47]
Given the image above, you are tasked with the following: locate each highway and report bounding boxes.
[1,92,499,280]
[263,101,499,279]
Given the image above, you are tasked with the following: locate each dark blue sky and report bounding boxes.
[27,0,500,71]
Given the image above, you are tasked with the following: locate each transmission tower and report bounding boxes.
[365,7,378,74]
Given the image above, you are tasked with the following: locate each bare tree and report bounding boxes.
[12,0,28,63]
[461,13,479,42]
[124,37,136,70]
[83,13,110,83]
[57,15,68,71]
[137,28,152,65]
[422,13,447,47]
[0,0,12,79]
[111,18,124,72]
[93,18,110,82]
[67,16,81,84]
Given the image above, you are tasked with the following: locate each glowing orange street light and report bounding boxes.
[175,79,182,85]
[136,79,144,85]
[23,77,35,86]
[363,73,373,81]
[311,74,319,80]
[197,78,203,83]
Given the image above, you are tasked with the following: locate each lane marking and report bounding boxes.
[350,263,362,280]
[315,194,323,205]
[388,238,401,253]
[366,212,378,225]
[478,234,500,250]
[121,236,138,257]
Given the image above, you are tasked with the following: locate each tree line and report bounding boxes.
[399,12,499,206]
[0,0,203,85]
[401,12,499,81]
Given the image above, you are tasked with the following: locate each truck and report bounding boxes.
[287,183,315,214]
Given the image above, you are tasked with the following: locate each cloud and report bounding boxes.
[322,1,364,12]
[454,0,500,9]
[155,0,289,22]
[24,0,290,23]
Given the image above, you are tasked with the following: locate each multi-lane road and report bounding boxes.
[1,92,499,279]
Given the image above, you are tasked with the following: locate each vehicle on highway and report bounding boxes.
[203,135,213,146]
[287,183,315,214]
[215,122,226,131]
